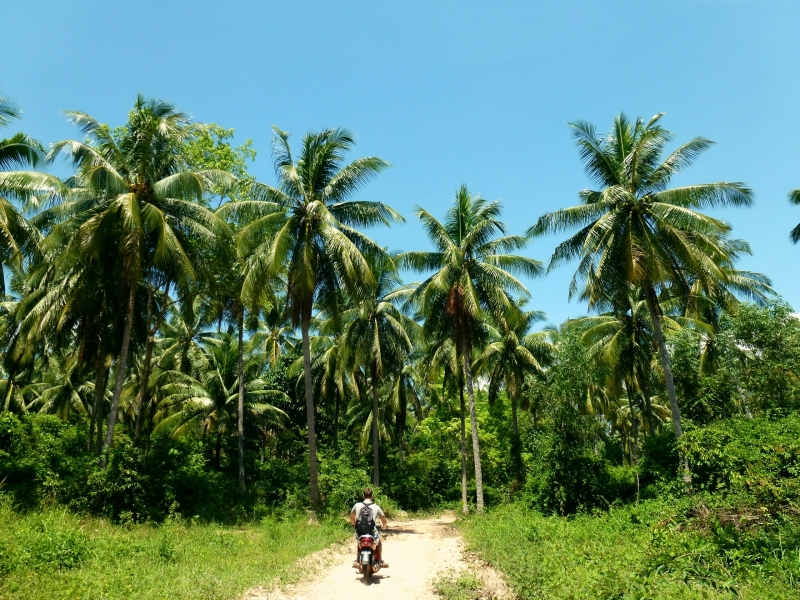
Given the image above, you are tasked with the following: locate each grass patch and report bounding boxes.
[0,501,348,600]
[459,500,800,599]
[435,571,488,599]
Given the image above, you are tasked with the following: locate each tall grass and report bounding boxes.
[0,500,348,600]
[459,501,800,599]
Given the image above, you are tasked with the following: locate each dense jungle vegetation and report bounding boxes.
[1,93,800,598]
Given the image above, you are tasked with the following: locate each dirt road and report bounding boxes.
[247,512,507,600]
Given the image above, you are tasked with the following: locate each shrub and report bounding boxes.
[680,412,800,504]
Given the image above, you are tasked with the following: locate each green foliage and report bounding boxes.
[729,301,800,410]
[680,413,800,504]
[522,329,618,514]
[461,501,799,599]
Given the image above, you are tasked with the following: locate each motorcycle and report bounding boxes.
[356,532,382,579]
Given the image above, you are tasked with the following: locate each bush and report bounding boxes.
[680,412,800,504]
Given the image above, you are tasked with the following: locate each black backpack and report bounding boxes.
[355,503,375,535]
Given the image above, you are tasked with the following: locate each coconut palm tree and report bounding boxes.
[252,303,298,369]
[475,303,552,479]
[529,113,752,451]
[154,333,287,470]
[402,185,542,512]
[339,253,418,486]
[674,237,773,375]
[231,127,401,511]
[44,96,232,463]
[0,94,60,298]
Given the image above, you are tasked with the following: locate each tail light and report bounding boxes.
[359,536,375,548]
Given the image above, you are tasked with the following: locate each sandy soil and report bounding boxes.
[245,512,510,600]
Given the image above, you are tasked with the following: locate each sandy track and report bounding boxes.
[246,512,505,600]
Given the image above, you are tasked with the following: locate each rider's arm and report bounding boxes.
[349,511,357,526]
[380,515,388,528]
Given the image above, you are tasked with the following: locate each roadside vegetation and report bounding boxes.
[0,499,347,600]
[1,92,800,598]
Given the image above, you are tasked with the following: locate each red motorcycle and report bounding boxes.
[357,533,381,579]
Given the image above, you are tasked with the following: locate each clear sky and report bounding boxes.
[2,1,799,327]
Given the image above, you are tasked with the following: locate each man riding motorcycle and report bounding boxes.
[350,487,389,569]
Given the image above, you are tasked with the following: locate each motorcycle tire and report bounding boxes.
[362,560,372,580]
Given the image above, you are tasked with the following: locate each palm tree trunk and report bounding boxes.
[134,281,170,446]
[511,394,522,481]
[459,379,468,515]
[625,379,639,462]
[3,371,15,411]
[644,284,690,483]
[370,361,380,487]
[333,388,340,451]
[637,366,656,434]
[89,353,108,454]
[301,310,321,514]
[95,365,109,456]
[215,431,221,470]
[462,340,484,513]
[102,282,137,467]
[644,285,682,438]
[133,285,154,446]
[237,307,247,492]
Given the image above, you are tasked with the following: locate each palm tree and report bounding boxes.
[252,303,298,369]
[423,333,469,513]
[45,96,232,463]
[575,287,672,453]
[675,237,772,375]
[340,253,417,486]
[388,359,426,464]
[402,185,542,512]
[232,127,401,511]
[529,113,752,452]
[0,94,60,297]
[475,304,551,480]
[154,333,286,470]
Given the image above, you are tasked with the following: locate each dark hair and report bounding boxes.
[363,487,374,499]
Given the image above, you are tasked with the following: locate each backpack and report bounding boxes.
[355,503,376,536]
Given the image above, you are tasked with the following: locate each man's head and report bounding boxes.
[363,487,373,500]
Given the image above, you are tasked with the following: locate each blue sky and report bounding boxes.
[2,1,799,326]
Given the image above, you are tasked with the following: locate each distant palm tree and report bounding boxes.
[403,185,542,512]
[155,333,286,470]
[476,304,552,479]
[340,253,418,486]
[252,304,298,369]
[45,96,232,462]
[232,127,401,512]
[529,113,752,453]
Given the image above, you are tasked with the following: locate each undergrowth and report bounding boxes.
[0,498,348,600]
[459,500,800,599]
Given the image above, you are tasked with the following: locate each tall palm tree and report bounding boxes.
[232,127,401,511]
[402,185,542,512]
[423,333,470,513]
[340,253,417,486]
[529,113,752,451]
[45,96,232,463]
[475,304,551,479]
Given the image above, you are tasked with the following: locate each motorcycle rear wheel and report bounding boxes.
[362,561,372,580]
